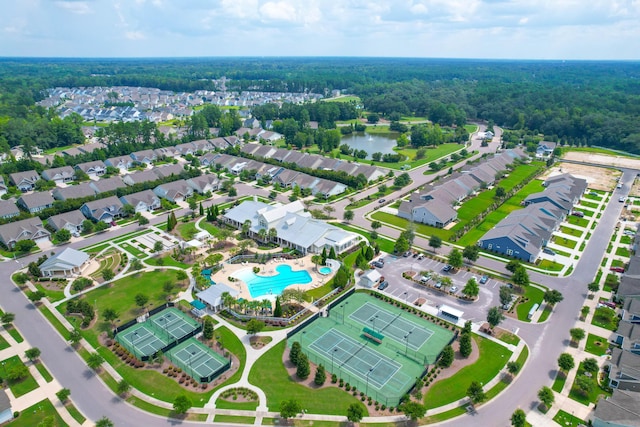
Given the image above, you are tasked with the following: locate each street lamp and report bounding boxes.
[370,315,378,333]
[402,291,408,304]
[341,302,349,324]
[301,331,306,349]
[132,332,139,357]
[365,367,374,396]
[331,348,338,372]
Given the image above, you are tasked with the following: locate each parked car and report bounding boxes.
[610,266,625,273]
[619,196,626,203]
[542,248,556,255]
[417,254,424,260]
[378,281,389,291]
[412,252,419,258]
[442,265,452,272]
[479,275,488,284]
[372,261,384,268]
[571,211,584,217]
[378,199,386,204]
[403,251,411,257]
[419,275,430,283]
[434,281,442,288]
[449,285,458,293]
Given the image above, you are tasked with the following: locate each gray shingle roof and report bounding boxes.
[594,389,640,427]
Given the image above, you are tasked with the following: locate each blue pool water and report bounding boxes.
[319,267,332,275]
[235,265,312,299]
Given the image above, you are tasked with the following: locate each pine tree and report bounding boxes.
[314,363,326,385]
[321,247,327,265]
[274,296,282,317]
[199,202,204,216]
[296,352,310,379]
[459,333,472,358]
[290,341,301,365]
[328,247,337,260]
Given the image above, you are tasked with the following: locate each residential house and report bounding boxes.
[614,321,640,355]
[39,248,89,277]
[0,390,12,424]
[89,176,126,194]
[243,118,260,128]
[608,347,640,391]
[153,179,193,203]
[0,217,50,249]
[0,200,20,219]
[122,170,160,186]
[175,142,197,156]
[258,131,283,143]
[223,200,361,255]
[536,141,558,158]
[80,196,124,223]
[120,190,161,213]
[240,143,262,156]
[312,179,347,199]
[398,193,458,228]
[0,177,7,197]
[199,152,219,167]
[41,166,75,184]
[47,210,86,234]
[209,137,230,150]
[52,182,96,201]
[9,170,40,191]
[17,192,55,213]
[75,160,107,178]
[105,155,134,172]
[152,164,184,179]
[191,139,213,153]
[593,389,640,427]
[360,269,382,288]
[77,142,106,154]
[272,169,300,188]
[187,174,220,194]
[130,149,158,165]
[154,146,180,158]
[622,299,640,324]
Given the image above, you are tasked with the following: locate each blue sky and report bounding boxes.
[1,0,638,59]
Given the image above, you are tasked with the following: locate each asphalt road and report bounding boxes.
[0,128,634,426]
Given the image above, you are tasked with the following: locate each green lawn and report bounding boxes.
[332,222,395,254]
[214,415,256,424]
[553,236,578,250]
[248,341,367,414]
[537,260,564,272]
[113,230,152,244]
[7,399,68,427]
[610,259,625,268]
[423,336,512,409]
[215,398,259,410]
[422,406,467,424]
[4,325,24,343]
[64,402,86,424]
[0,334,9,350]
[538,305,553,322]
[2,355,39,397]
[572,208,593,218]
[591,307,619,331]
[566,216,589,227]
[371,211,453,241]
[145,255,190,269]
[562,146,640,158]
[580,200,599,209]
[568,362,611,405]
[39,306,71,341]
[553,410,586,427]
[34,361,53,382]
[584,193,602,201]
[620,235,632,244]
[616,247,630,257]
[552,371,569,393]
[119,242,147,258]
[515,286,545,322]
[326,95,361,103]
[199,221,221,237]
[34,282,66,303]
[559,226,583,238]
[177,222,198,240]
[585,333,609,356]
[82,243,110,253]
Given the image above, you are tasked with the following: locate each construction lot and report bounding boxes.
[542,163,621,191]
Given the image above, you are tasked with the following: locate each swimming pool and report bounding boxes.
[319,267,332,275]
[234,264,312,299]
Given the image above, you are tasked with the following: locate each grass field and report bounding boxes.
[562,146,640,158]
[566,216,589,227]
[568,362,611,405]
[537,260,564,272]
[585,334,609,356]
[371,211,454,241]
[553,236,578,250]
[515,286,545,322]
[591,307,619,331]
[7,399,68,427]
[177,222,198,240]
[332,222,395,254]
[34,361,53,382]
[325,95,361,103]
[616,247,630,257]
[82,243,110,253]
[215,398,259,410]
[64,402,86,424]
[553,410,586,427]
[559,226,584,238]
[145,255,190,268]
[0,334,10,350]
[214,415,256,424]
[249,341,367,414]
[552,371,568,393]
[120,242,147,258]
[580,200,599,209]
[423,336,512,409]
[2,355,39,397]
[4,325,24,343]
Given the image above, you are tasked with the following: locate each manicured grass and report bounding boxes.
[422,406,467,424]
[584,193,602,201]
[34,282,66,303]
[572,208,593,217]
[552,371,568,393]
[7,399,68,427]
[620,235,632,244]
[64,402,86,424]
[119,242,147,258]
[82,243,110,253]
[4,325,24,343]
[2,355,39,397]
[39,306,71,341]
[610,259,625,268]
[423,336,512,409]
[559,226,583,238]
[496,331,521,346]
[515,286,545,322]
[538,305,553,322]
[214,415,256,424]
[562,146,640,158]
[585,333,609,356]
[125,395,172,417]
[215,398,259,410]
[113,229,151,244]
[457,177,546,246]
[553,236,578,249]
[553,409,586,427]
[332,222,395,254]
[566,215,589,227]
[326,95,361,103]
[34,361,53,382]
[177,222,198,240]
[616,247,630,257]
[516,344,529,367]
[580,200,599,209]
[0,334,9,350]
[248,341,367,414]
[145,255,190,268]
[568,362,611,405]
[591,307,620,331]
[199,221,221,237]
[537,259,564,272]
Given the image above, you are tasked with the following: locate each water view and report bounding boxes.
[341,132,398,159]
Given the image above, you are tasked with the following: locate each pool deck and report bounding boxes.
[210,255,334,301]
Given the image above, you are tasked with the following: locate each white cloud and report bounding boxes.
[260,1,297,22]
[410,4,429,15]
[125,31,145,40]
[55,1,92,15]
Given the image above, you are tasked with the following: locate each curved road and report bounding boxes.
[0,129,632,426]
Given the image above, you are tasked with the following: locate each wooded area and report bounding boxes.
[0,57,639,153]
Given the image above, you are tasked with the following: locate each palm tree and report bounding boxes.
[242,220,252,237]
[221,292,236,310]
[268,228,277,242]
[258,228,267,242]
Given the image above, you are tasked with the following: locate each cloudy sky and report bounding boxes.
[1,0,638,59]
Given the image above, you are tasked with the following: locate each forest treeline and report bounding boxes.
[0,58,639,153]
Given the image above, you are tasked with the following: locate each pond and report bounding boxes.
[341,132,398,159]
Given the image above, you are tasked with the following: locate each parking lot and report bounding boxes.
[368,253,515,328]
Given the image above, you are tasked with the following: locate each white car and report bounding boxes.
[449,286,458,293]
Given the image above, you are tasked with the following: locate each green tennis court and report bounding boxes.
[117,323,168,359]
[166,339,230,383]
[289,292,455,407]
[148,307,199,341]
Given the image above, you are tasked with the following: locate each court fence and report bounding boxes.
[305,350,404,407]
[166,349,231,383]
